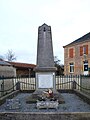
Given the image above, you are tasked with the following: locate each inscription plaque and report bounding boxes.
[38,74,53,88]
[5,99,21,110]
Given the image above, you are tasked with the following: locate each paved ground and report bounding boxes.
[0,93,90,112]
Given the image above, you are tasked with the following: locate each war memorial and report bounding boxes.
[0,24,90,120]
[26,23,65,106]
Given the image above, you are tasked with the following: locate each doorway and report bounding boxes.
[83,61,88,75]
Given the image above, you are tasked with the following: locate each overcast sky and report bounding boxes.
[0,0,90,64]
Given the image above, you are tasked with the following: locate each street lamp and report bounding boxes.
[29,69,31,78]
[83,53,88,75]
[83,53,87,61]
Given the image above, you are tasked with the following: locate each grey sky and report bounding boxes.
[0,0,90,64]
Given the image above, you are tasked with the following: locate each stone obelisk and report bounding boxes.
[26,24,65,104]
[35,23,57,92]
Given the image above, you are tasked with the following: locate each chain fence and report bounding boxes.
[0,75,90,97]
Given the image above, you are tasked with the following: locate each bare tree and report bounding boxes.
[6,49,16,61]
[54,56,61,66]
[54,56,64,75]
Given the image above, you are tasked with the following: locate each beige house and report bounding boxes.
[63,32,90,75]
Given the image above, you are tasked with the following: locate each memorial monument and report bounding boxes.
[26,23,64,104]
[35,23,57,92]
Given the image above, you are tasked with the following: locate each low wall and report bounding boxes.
[0,90,90,120]
[0,90,19,105]
[74,89,90,104]
[0,112,90,120]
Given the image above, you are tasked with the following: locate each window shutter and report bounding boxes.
[85,45,88,55]
[80,46,83,56]
[69,48,73,58]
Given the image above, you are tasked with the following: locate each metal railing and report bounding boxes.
[0,76,35,97]
[56,75,81,90]
[0,75,90,97]
[56,75,90,95]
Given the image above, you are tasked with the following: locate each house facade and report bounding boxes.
[63,32,90,75]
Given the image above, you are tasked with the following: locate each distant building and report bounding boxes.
[7,61,36,77]
[63,32,90,75]
[0,59,16,77]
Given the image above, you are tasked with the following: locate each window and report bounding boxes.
[80,45,88,56]
[83,45,88,55]
[69,48,73,58]
[70,63,74,73]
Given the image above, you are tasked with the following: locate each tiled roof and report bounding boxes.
[63,32,90,47]
[7,61,36,69]
[0,59,11,66]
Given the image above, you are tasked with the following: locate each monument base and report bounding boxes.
[26,72,65,104]
[26,90,65,104]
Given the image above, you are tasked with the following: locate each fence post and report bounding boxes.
[1,78,4,96]
[16,81,20,90]
[12,78,14,91]
[72,80,76,90]
[80,75,82,91]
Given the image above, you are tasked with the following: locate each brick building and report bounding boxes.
[63,32,90,75]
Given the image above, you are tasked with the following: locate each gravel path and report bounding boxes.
[0,93,90,112]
